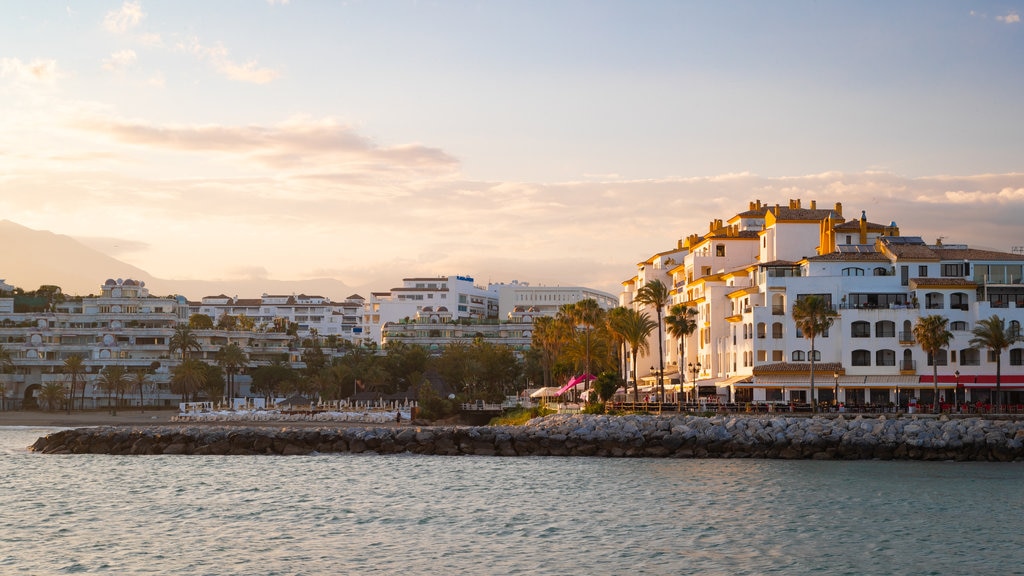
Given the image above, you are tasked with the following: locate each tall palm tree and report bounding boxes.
[634,279,670,402]
[618,308,656,403]
[969,315,1016,413]
[914,315,953,413]
[562,299,605,394]
[665,303,698,403]
[0,344,14,411]
[96,365,131,415]
[39,381,66,412]
[131,369,149,412]
[605,307,630,384]
[169,325,202,361]
[63,354,86,414]
[215,342,248,402]
[530,316,569,389]
[791,295,838,412]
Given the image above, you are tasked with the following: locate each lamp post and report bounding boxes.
[833,370,839,409]
[688,361,701,405]
[649,366,655,404]
[954,370,961,411]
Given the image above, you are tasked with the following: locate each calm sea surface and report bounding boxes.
[2,426,1022,576]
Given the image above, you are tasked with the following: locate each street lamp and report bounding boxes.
[649,366,655,404]
[954,370,961,410]
[833,370,839,408]
[688,361,701,404]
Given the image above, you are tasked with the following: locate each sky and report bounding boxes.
[1,1,1023,297]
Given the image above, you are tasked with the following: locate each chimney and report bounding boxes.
[835,202,843,217]
[810,200,817,210]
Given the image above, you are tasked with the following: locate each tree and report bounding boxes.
[216,314,237,331]
[665,303,698,403]
[605,307,630,384]
[593,371,622,403]
[96,365,131,415]
[560,299,605,396]
[913,314,953,413]
[130,369,149,412]
[188,314,214,329]
[38,381,66,412]
[63,354,86,414]
[169,325,202,361]
[791,295,838,412]
[634,279,671,402]
[616,308,656,403]
[170,359,208,403]
[249,362,298,400]
[200,363,226,403]
[969,315,1016,413]
[531,316,571,389]
[215,343,248,401]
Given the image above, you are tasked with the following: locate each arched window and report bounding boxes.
[792,350,805,361]
[772,294,786,315]
[842,267,864,276]
[925,292,944,309]
[876,349,896,366]
[901,319,914,342]
[808,350,820,361]
[1011,321,1021,339]
[757,322,766,338]
[852,349,871,366]
[873,267,890,276]
[959,348,980,366]
[772,322,783,339]
[902,349,914,371]
[1011,348,1023,366]
[875,321,895,337]
[927,349,948,366]
[851,321,871,338]
[950,292,969,310]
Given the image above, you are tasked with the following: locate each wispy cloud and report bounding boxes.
[103,1,144,34]
[997,12,1020,24]
[0,58,60,84]
[180,37,280,84]
[102,50,138,73]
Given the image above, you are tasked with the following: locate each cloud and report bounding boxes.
[102,50,138,73]
[0,58,60,84]
[104,1,144,33]
[180,37,280,84]
[997,12,1020,23]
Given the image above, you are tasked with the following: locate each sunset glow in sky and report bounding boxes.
[2,1,1023,296]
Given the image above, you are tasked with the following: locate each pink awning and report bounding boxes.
[555,374,597,396]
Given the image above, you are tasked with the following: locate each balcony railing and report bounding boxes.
[772,305,785,316]
[900,360,916,371]
[899,331,915,343]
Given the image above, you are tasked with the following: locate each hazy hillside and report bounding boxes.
[0,220,360,301]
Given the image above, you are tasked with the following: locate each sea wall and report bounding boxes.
[29,413,1024,461]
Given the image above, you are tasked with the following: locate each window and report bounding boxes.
[851,321,871,338]
[757,322,766,338]
[943,263,968,277]
[927,349,948,366]
[960,348,980,366]
[1011,349,1023,366]
[757,350,767,362]
[772,322,783,338]
[925,292,944,309]
[852,350,871,366]
[792,350,805,361]
[808,350,820,361]
[918,265,928,277]
[950,321,968,331]
[1011,321,1021,339]
[950,292,968,310]
[772,350,783,361]
[716,244,726,257]
[875,321,895,337]
[876,349,896,366]
[842,267,864,276]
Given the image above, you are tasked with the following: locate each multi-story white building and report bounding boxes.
[496,280,618,320]
[188,292,365,343]
[624,199,1024,408]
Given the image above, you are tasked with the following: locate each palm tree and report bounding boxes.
[913,315,954,413]
[665,303,698,403]
[618,308,656,403]
[0,344,14,411]
[634,279,671,402]
[791,295,838,412]
[169,325,202,361]
[39,381,66,412]
[96,365,131,415]
[215,342,248,402]
[171,359,208,404]
[131,369,149,412]
[63,354,86,414]
[561,299,604,395]
[605,307,630,385]
[969,315,1016,413]
[531,315,571,389]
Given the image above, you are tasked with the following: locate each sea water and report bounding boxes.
[1,426,1022,576]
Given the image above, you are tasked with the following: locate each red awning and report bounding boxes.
[919,374,1024,387]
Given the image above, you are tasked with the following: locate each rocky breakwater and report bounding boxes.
[29,413,1024,461]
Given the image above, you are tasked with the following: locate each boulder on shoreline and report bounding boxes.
[28,413,1024,461]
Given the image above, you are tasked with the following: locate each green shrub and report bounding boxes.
[489,405,554,425]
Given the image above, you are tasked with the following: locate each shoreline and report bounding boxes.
[0,409,409,429]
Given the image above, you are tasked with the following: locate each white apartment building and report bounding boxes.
[625,199,1024,408]
[496,280,618,320]
[189,292,365,343]
[363,275,500,346]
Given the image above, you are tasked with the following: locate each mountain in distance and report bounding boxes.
[0,220,360,301]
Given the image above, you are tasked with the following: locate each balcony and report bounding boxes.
[900,359,916,375]
[772,305,785,316]
[898,331,915,344]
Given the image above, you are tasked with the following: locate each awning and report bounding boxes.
[919,374,1024,388]
[754,375,918,387]
[530,387,560,398]
[721,374,754,386]
[555,374,596,396]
